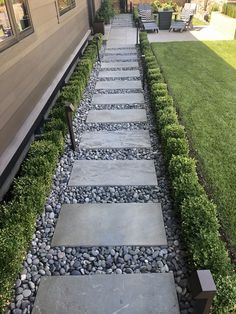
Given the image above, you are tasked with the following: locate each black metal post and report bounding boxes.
[141,54,145,90]
[189,270,217,314]
[65,102,76,151]
[95,36,100,62]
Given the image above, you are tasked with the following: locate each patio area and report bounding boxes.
[148,25,234,42]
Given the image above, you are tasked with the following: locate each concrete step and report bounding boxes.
[101,61,139,69]
[92,93,144,105]
[51,203,167,247]
[68,160,158,186]
[95,80,142,90]
[32,274,180,314]
[79,130,151,149]
[104,50,136,55]
[103,54,138,61]
[86,109,147,123]
[98,70,140,78]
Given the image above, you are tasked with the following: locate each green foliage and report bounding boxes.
[158,106,178,129]
[95,0,114,24]
[161,123,186,144]
[181,196,232,275]
[133,7,139,23]
[222,3,236,18]
[165,137,189,161]
[172,172,204,207]
[213,275,236,313]
[169,155,197,179]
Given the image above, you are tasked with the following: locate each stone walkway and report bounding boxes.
[10,14,193,314]
[32,14,179,314]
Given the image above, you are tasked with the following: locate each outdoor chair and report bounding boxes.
[169,8,195,32]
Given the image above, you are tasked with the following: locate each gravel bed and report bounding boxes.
[80,122,149,132]
[8,43,193,314]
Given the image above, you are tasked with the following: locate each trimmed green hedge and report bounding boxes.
[140,32,236,313]
[0,34,103,312]
[222,3,236,19]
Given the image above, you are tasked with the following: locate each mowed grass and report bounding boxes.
[152,41,236,251]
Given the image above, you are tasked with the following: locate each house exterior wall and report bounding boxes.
[0,0,97,185]
[94,0,102,11]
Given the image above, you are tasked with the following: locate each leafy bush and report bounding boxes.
[158,106,178,129]
[169,155,197,179]
[222,3,236,18]
[161,123,186,144]
[213,275,236,313]
[133,7,139,24]
[181,196,232,275]
[165,137,189,161]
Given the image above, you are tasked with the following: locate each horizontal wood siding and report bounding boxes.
[0,0,90,157]
[94,0,102,12]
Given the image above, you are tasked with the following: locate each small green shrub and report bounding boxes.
[147,68,162,84]
[42,130,64,153]
[172,172,204,207]
[162,124,186,145]
[133,7,139,23]
[158,106,178,129]
[181,196,232,275]
[165,137,189,161]
[213,275,236,314]
[169,155,197,179]
[44,118,67,136]
[222,3,236,18]
[155,95,174,110]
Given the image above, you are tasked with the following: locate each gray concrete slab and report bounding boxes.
[92,93,144,105]
[32,273,180,314]
[101,61,138,68]
[98,70,140,78]
[68,160,158,186]
[103,54,138,61]
[95,80,142,90]
[87,109,147,123]
[52,203,167,247]
[106,46,136,50]
[105,49,136,55]
[79,130,151,149]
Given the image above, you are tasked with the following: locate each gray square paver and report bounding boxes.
[51,203,167,247]
[95,80,142,90]
[98,70,140,78]
[103,55,138,61]
[92,93,144,105]
[101,61,138,68]
[68,160,158,186]
[86,109,147,123]
[79,130,151,149]
[32,274,180,314]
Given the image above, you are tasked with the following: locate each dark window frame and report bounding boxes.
[0,0,33,52]
[57,0,76,16]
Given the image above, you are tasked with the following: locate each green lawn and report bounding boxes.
[152,41,236,251]
[192,17,208,26]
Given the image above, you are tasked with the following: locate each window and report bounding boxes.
[57,0,76,16]
[0,0,33,51]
